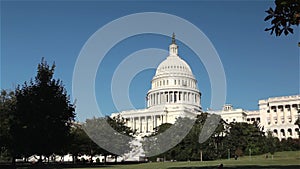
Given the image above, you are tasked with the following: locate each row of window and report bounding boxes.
[246,117,261,122]
[160,65,188,70]
[266,115,296,125]
[273,128,299,137]
[148,91,199,106]
[153,79,196,88]
[267,104,299,113]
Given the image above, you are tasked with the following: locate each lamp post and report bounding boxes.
[200,150,203,162]
[249,148,252,160]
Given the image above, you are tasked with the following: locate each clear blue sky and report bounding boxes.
[1,0,299,117]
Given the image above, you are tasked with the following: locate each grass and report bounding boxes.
[16,151,300,169]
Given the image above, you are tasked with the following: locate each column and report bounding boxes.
[288,105,292,122]
[139,116,142,133]
[158,93,160,105]
[165,113,168,123]
[276,106,279,125]
[291,104,294,122]
[269,109,273,125]
[283,105,286,124]
[146,116,148,132]
[152,115,154,132]
[155,115,157,129]
[133,118,136,131]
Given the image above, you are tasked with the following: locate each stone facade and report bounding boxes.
[258,95,300,140]
[210,95,300,140]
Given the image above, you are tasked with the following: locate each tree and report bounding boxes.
[108,114,136,136]
[68,123,103,163]
[264,0,300,36]
[265,130,276,159]
[0,90,15,161]
[106,115,136,162]
[144,113,226,161]
[10,58,75,162]
[83,115,135,163]
[224,122,266,157]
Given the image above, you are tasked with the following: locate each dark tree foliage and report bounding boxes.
[0,90,15,161]
[278,137,300,151]
[108,114,136,136]
[145,112,300,162]
[265,130,276,155]
[146,113,227,161]
[152,123,173,134]
[10,58,75,162]
[224,122,266,157]
[264,0,300,36]
[68,123,103,163]
[83,115,135,163]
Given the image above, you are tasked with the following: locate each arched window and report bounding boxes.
[280,129,285,137]
[287,128,292,136]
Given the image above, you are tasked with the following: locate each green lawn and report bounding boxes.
[17,151,300,169]
[70,151,300,169]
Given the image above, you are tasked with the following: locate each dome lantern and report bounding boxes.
[169,33,178,57]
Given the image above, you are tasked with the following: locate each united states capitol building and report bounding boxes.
[112,34,300,140]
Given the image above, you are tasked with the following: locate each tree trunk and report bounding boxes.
[90,155,93,164]
[72,155,75,163]
[12,156,16,166]
[104,155,107,164]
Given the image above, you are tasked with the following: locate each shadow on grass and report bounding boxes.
[168,165,300,169]
[0,163,113,169]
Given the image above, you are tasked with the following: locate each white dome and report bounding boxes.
[146,34,201,111]
[155,56,193,77]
